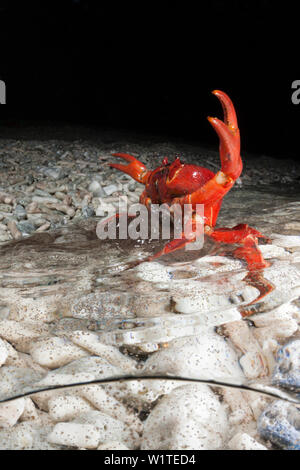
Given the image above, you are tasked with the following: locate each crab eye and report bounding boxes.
[162,157,169,166]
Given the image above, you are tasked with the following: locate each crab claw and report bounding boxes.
[208,90,242,181]
[109,153,149,184]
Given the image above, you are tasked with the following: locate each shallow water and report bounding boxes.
[0,184,299,449]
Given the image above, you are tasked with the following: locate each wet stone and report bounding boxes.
[258,401,300,450]
[16,221,36,235]
[272,340,300,393]
[14,205,27,220]
[81,205,95,218]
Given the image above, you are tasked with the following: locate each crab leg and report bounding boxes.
[109,153,150,184]
[147,215,198,261]
[207,224,274,310]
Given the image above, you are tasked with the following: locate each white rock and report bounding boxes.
[32,195,59,204]
[142,331,244,384]
[0,320,49,353]
[79,384,143,431]
[141,384,228,450]
[222,389,254,426]
[136,261,174,283]
[48,395,95,422]
[48,422,100,449]
[29,337,89,368]
[20,398,39,422]
[103,184,118,196]
[9,297,58,322]
[48,411,139,449]
[68,331,137,372]
[253,320,298,345]
[88,181,102,194]
[239,352,267,380]
[251,302,299,327]
[0,399,25,427]
[228,433,267,450]
[74,411,140,449]
[35,356,125,388]
[103,377,183,405]
[0,339,8,366]
[0,422,56,450]
[222,322,268,379]
[259,244,290,259]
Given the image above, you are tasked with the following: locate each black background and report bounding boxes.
[0,0,298,160]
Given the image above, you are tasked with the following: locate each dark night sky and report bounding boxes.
[0,1,298,160]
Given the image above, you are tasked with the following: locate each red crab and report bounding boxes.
[108,90,273,315]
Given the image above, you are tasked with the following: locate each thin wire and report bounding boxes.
[0,374,299,405]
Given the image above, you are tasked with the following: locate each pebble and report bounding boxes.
[14,205,27,220]
[228,433,267,450]
[272,340,300,392]
[141,384,228,450]
[48,410,139,449]
[88,180,104,197]
[32,196,60,204]
[16,221,36,236]
[29,337,89,369]
[36,222,51,232]
[0,422,57,450]
[68,331,137,372]
[258,401,300,450]
[48,422,102,449]
[0,399,25,428]
[103,184,119,196]
[81,205,95,218]
[0,320,49,353]
[48,395,95,422]
[142,331,244,384]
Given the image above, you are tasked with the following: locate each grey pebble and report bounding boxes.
[16,221,36,235]
[81,205,95,218]
[14,204,27,220]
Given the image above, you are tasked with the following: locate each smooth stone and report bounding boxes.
[88,181,105,196]
[142,331,244,384]
[81,205,95,218]
[228,433,267,450]
[48,410,139,449]
[141,384,228,450]
[258,401,300,450]
[48,395,94,422]
[0,422,56,450]
[103,184,118,196]
[16,221,36,235]
[272,339,300,392]
[29,337,89,369]
[14,205,27,220]
[0,399,25,428]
